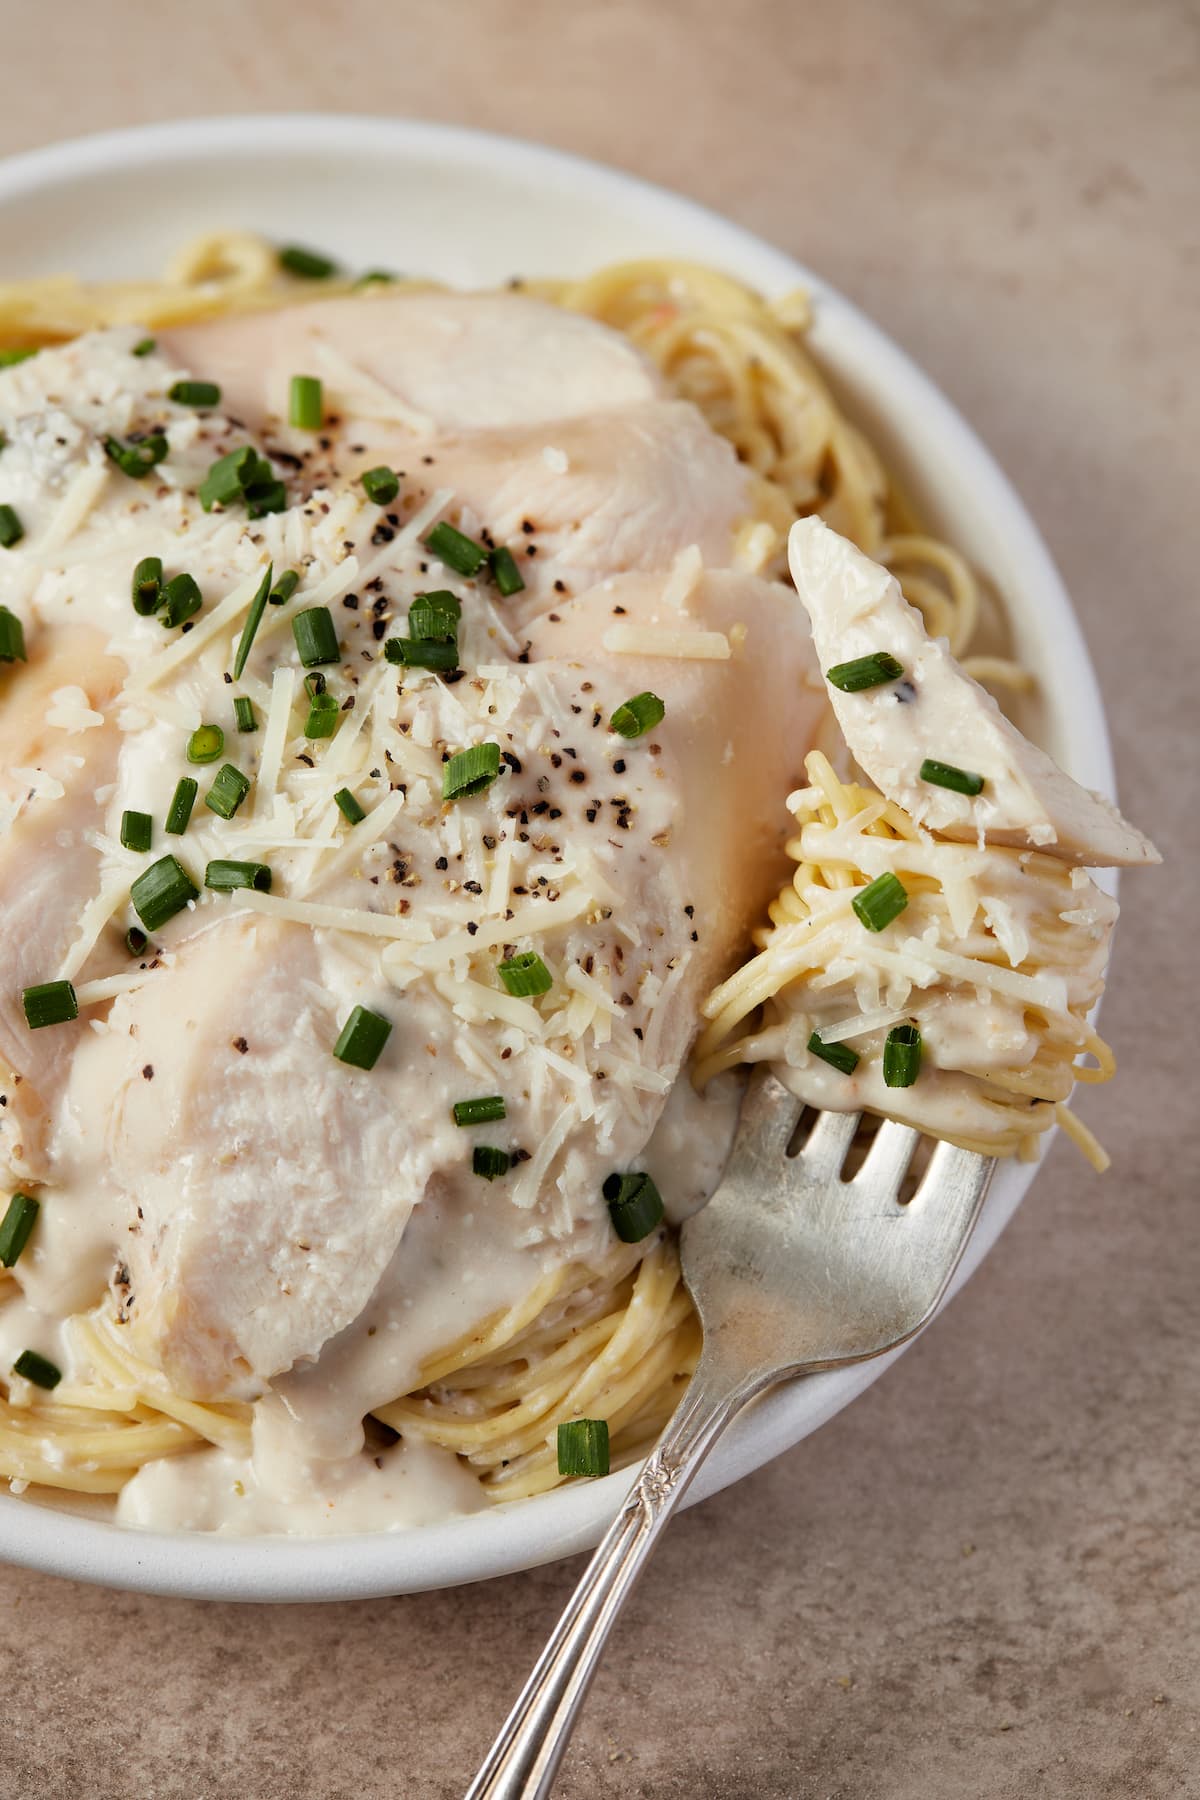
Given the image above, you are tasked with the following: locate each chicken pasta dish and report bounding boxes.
[0,246,1156,1532]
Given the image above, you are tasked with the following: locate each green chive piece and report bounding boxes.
[198,445,256,510]
[120,810,153,853]
[165,777,198,835]
[289,374,323,431]
[131,555,164,616]
[0,604,26,661]
[360,465,400,506]
[408,591,461,641]
[12,1349,61,1390]
[557,1419,610,1478]
[125,925,149,957]
[354,269,397,288]
[303,671,327,700]
[442,742,501,801]
[21,981,78,1031]
[292,606,341,668]
[497,950,552,998]
[169,379,221,408]
[232,563,273,680]
[204,764,252,821]
[0,504,24,549]
[130,855,199,932]
[304,692,341,740]
[851,871,909,934]
[332,1005,392,1071]
[334,788,366,825]
[0,348,37,367]
[489,545,525,597]
[269,569,301,607]
[453,1095,507,1127]
[426,520,488,577]
[160,572,202,629]
[131,337,156,357]
[0,1193,39,1268]
[472,1146,511,1181]
[807,1030,860,1075]
[204,859,272,893]
[603,1171,664,1243]
[245,477,288,520]
[234,695,257,733]
[825,653,906,693]
[609,691,666,739]
[279,244,338,280]
[186,724,225,765]
[104,433,168,479]
[883,1023,922,1089]
[385,638,459,671]
[919,757,985,797]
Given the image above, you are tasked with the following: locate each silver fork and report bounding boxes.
[466,1069,995,1799]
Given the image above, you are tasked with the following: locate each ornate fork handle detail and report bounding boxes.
[465,1356,774,1800]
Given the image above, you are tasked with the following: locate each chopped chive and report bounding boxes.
[333,1005,392,1070]
[169,379,221,408]
[442,742,500,801]
[160,572,202,629]
[0,348,37,367]
[12,1349,61,1390]
[21,981,78,1030]
[825,652,906,693]
[360,465,399,505]
[0,604,26,661]
[304,692,341,739]
[557,1418,610,1478]
[354,269,397,288]
[919,757,985,797]
[131,337,156,357]
[426,521,487,577]
[269,569,301,607]
[187,724,225,765]
[851,871,909,933]
[289,374,323,431]
[130,855,198,932]
[408,591,461,641]
[453,1095,507,1127]
[198,445,257,510]
[472,1145,511,1181]
[131,555,164,616]
[334,788,366,825]
[245,477,287,519]
[488,545,525,597]
[120,810,153,853]
[204,764,252,821]
[303,671,327,700]
[385,637,459,671]
[234,696,257,733]
[125,925,149,957]
[807,1030,860,1075]
[610,691,665,739]
[0,504,24,549]
[232,562,273,680]
[104,433,168,479]
[279,244,338,279]
[603,1171,664,1243]
[497,950,552,998]
[165,777,198,835]
[292,606,341,668]
[883,1023,922,1088]
[0,1193,39,1268]
[204,859,272,893]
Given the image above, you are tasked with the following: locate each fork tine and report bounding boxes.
[799,1109,861,1180]
[911,1138,995,1215]
[854,1119,922,1198]
[728,1066,804,1165]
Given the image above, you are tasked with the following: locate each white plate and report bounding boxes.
[0,115,1116,1602]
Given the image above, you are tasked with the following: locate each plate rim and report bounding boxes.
[0,112,1117,1601]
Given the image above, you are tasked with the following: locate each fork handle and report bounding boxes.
[465,1358,773,1800]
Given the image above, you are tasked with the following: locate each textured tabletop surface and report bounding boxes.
[0,4,1195,1797]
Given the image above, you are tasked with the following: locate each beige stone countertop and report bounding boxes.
[0,3,1195,1796]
